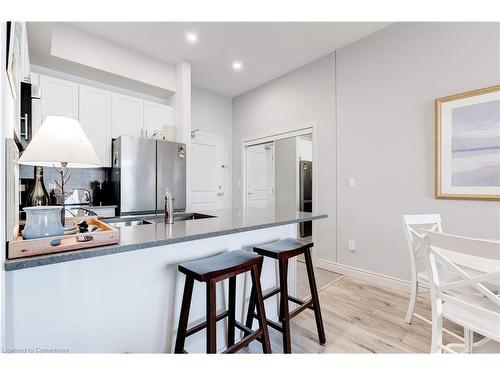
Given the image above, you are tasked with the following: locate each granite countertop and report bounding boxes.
[5,208,327,271]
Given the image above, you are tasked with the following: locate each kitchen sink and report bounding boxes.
[105,219,153,228]
[105,213,216,228]
[174,212,216,221]
[144,212,217,224]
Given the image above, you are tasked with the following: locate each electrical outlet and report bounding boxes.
[348,240,356,252]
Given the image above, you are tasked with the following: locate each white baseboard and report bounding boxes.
[316,258,411,294]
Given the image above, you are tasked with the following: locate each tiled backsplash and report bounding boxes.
[19,165,107,192]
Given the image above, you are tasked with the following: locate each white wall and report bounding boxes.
[31,65,171,105]
[50,24,176,93]
[191,86,233,207]
[232,54,336,262]
[336,22,500,280]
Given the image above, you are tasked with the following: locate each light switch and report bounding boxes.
[348,177,356,188]
[348,240,356,252]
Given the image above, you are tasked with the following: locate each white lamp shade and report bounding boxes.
[18,116,101,168]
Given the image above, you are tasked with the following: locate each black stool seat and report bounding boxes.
[253,238,312,259]
[179,250,261,282]
[246,238,325,353]
[175,250,271,354]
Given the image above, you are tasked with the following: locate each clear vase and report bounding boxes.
[23,206,64,239]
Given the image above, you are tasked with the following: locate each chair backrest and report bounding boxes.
[422,230,500,319]
[402,214,443,276]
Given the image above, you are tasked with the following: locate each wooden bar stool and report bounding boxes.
[245,238,326,353]
[174,250,271,354]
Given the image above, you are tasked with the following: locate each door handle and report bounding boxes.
[20,113,29,141]
[216,192,224,197]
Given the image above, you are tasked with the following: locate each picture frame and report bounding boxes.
[6,21,27,99]
[435,85,500,200]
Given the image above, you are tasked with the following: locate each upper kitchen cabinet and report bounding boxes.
[111,93,144,138]
[39,75,79,131]
[79,84,112,167]
[143,101,174,138]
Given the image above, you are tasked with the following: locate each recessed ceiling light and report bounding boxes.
[185,33,198,43]
[232,61,243,71]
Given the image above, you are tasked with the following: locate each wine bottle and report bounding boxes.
[27,166,50,206]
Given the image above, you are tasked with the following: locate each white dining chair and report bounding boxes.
[422,230,500,353]
[402,214,443,324]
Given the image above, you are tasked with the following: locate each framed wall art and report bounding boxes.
[6,21,28,99]
[435,85,500,200]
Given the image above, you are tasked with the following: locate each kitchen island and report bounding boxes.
[4,208,327,353]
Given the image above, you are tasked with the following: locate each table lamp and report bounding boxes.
[18,115,101,225]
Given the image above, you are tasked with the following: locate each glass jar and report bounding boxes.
[23,206,64,240]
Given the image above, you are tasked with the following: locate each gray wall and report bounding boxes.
[232,22,500,280]
[232,54,336,262]
[191,86,233,208]
[336,22,500,280]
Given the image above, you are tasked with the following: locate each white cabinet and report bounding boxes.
[79,85,112,167]
[34,74,172,157]
[143,101,174,138]
[38,75,79,136]
[20,23,30,83]
[111,93,144,138]
[30,73,42,140]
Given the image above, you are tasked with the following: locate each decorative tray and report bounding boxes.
[7,216,120,259]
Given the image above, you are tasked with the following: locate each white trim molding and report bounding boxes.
[316,258,412,294]
[240,124,320,262]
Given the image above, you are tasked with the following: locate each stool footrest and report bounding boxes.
[261,288,314,312]
[182,320,265,354]
[185,310,230,337]
[289,299,314,320]
[288,295,314,309]
[235,321,254,336]
[224,329,263,353]
[252,312,284,333]
[251,296,314,332]
[266,318,284,333]
[262,287,281,300]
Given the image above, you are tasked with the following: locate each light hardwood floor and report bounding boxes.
[296,260,343,299]
[245,275,479,354]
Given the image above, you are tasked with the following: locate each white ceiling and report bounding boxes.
[28,22,389,97]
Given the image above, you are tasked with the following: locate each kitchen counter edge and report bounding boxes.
[5,213,328,271]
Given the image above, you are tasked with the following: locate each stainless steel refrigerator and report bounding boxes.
[111,135,186,216]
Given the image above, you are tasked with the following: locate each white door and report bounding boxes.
[39,75,78,134]
[190,133,225,211]
[246,143,275,208]
[111,93,143,138]
[79,84,112,167]
[143,101,174,138]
